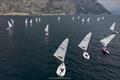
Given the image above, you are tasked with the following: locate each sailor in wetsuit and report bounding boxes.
[102,46,109,55]
[59,64,64,74]
[60,68,64,74]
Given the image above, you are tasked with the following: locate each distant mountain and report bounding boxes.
[0,0,111,15]
[97,0,120,15]
[74,0,111,15]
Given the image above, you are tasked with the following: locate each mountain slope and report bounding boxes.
[0,0,111,15]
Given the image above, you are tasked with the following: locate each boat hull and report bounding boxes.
[56,63,66,77]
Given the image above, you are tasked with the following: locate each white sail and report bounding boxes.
[30,19,32,26]
[35,18,38,23]
[44,24,49,35]
[110,22,116,31]
[87,18,90,22]
[100,34,116,47]
[10,19,14,24]
[45,24,49,32]
[39,17,41,22]
[78,32,92,51]
[97,17,100,21]
[72,17,74,20]
[25,19,27,23]
[25,18,27,24]
[58,16,61,22]
[54,38,69,62]
[102,16,104,20]
[82,18,85,23]
[56,63,66,77]
[8,21,12,28]
[78,16,80,19]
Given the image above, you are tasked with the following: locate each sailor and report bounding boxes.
[85,54,88,57]
[102,46,109,54]
[113,31,119,34]
[61,68,64,73]
[60,68,64,74]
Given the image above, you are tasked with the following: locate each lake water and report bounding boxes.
[0,15,120,80]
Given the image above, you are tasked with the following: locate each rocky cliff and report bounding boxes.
[0,0,111,15]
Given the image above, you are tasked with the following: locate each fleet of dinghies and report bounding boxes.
[24,17,41,27]
[5,16,119,77]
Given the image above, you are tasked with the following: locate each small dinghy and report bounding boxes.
[82,18,85,23]
[56,63,66,77]
[10,19,14,24]
[30,19,33,26]
[58,16,61,22]
[54,38,69,77]
[101,16,104,20]
[78,16,80,19]
[6,21,13,30]
[110,22,119,34]
[78,32,92,59]
[44,24,49,36]
[39,17,41,22]
[72,17,75,20]
[25,18,28,26]
[87,18,90,22]
[97,17,100,21]
[100,34,116,54]
[35,18,38,23]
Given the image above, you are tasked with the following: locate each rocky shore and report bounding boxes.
[0,0,110,15]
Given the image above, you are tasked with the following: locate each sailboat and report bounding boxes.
[25,18,28,26]
[10,19,14,24]
[35,18,38,23]
[44,24,49,36]
[58,16,61,22]
[97,17,100,21]
[78,32,92,59]
[56,63,66,77]
[6,21,13,30]
[30,19,33,26]
[87,18,90,22]
[54,38,69,77]
[72,17,74,20]
[101,16,104,20]
[39,17,41,22]
[110,22,118,34]
[100,34,116,54]
[78,16,80,19]
[82,18,85,23]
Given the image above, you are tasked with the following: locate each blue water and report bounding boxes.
[0,15,120,80]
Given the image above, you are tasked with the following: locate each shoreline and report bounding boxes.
[0,12,66,16]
